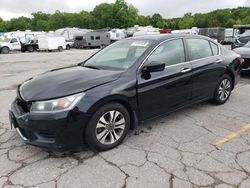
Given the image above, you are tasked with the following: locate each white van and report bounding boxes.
[36,35,66,51]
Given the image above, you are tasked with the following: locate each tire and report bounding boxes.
[85,103,130,151]
[211,74,233,105]
[27,46,34,52]
[58,46,63,52]
[66,45,70,50]
[1,47,10,54]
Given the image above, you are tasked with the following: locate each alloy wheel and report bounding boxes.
[218,78,231,101]
[95,110,125,145]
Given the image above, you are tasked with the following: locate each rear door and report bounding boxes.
[137,38,193,120]
[185,38,225,102]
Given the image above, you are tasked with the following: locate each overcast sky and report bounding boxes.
[0,0,249,20]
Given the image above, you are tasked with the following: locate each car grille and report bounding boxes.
[242,58,250,69]
[16,98,31,113]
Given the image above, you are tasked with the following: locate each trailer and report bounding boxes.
[199,27,225,43]
[133,26,160,37]
[36,35,66,52]
[74,31,111,49]
[108,29,127,42]
[55,28,91,49]
[172,27,199,35]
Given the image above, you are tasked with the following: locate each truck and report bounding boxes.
[0,31,44,54]
[36,35,66,52]
[199,27,225,43]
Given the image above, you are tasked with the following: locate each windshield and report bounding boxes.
[3,38,11,42]
[84,40,151,70]
[245,41,250,48]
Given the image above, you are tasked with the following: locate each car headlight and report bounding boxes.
[30,93,84,113]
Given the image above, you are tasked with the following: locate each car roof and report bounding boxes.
[126,34,211,42]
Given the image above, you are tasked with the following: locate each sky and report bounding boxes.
[0,0,249,20]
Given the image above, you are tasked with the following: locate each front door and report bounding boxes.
[137,38,193,120]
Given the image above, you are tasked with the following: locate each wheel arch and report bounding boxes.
[225,71,235,90]
[87,94,138,130]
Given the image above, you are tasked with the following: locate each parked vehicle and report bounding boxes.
[233,41,250,73]
[0,31,44,54]
[233,24,250,38]
[9,34,242,151]
[133,26,160,36]
[231,25,250,49]
[74,31,110,49]
[0,37,21,54]
[55,28,91,49]
[36,35,66,51]
[108,29,127,42]
[223,28,234,44]
[159,29,172,34]
[199,27,225,43]
[231,36,250,49]
[21,40,39,53]
[172,27,199,35]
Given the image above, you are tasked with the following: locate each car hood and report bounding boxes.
[233,47,250,58]
[20,66,122,101]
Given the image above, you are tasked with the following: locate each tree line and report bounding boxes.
[0,0,250,32]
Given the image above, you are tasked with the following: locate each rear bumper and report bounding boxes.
[9,98,91,151]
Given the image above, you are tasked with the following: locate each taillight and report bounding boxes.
[236,55,244,65]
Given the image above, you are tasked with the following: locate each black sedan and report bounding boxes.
[233,41,250,73]
[9,34,242,151]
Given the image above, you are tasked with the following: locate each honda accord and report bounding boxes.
[9,34,242,151]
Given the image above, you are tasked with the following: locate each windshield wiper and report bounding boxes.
[83,65,100,70]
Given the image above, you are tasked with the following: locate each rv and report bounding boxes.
[55,28,91,49]
[108,29,127,42]
[133,26,160,37]
[74,31,111,49]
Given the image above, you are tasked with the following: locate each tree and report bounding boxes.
[150,13,165,28]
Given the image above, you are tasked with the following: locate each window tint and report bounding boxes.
[96,36,100,40]
[147,39,185,66]
[11,38,18,43]
[187,39,212,61]
[239,36,250,43]
[91,36,94,40]
[210,42,219,55]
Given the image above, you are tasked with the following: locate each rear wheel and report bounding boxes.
[58,46,63,52]
[211,74,232,105]
[1,47,10,54]
[85,103,130,151]
[66,45,70,50]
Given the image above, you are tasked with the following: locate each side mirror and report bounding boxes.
[142,62,165,73]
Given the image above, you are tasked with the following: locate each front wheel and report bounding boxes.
[1,47,10,54]
[85,103,130,151]
[211,74,232,105]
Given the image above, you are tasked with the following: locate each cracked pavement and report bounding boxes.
[0,49,250,188]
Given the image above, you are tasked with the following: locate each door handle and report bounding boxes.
[181,68,191,73]
[215,59,223,64]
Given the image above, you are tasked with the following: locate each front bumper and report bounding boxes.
[9,98,91,150]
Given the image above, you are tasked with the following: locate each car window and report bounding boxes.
[239,36,250,43]
[210,42,219,55]
[11,38,18,43]
[147,39,185,66]
[187,39,212,61]
[84,40,151,70]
